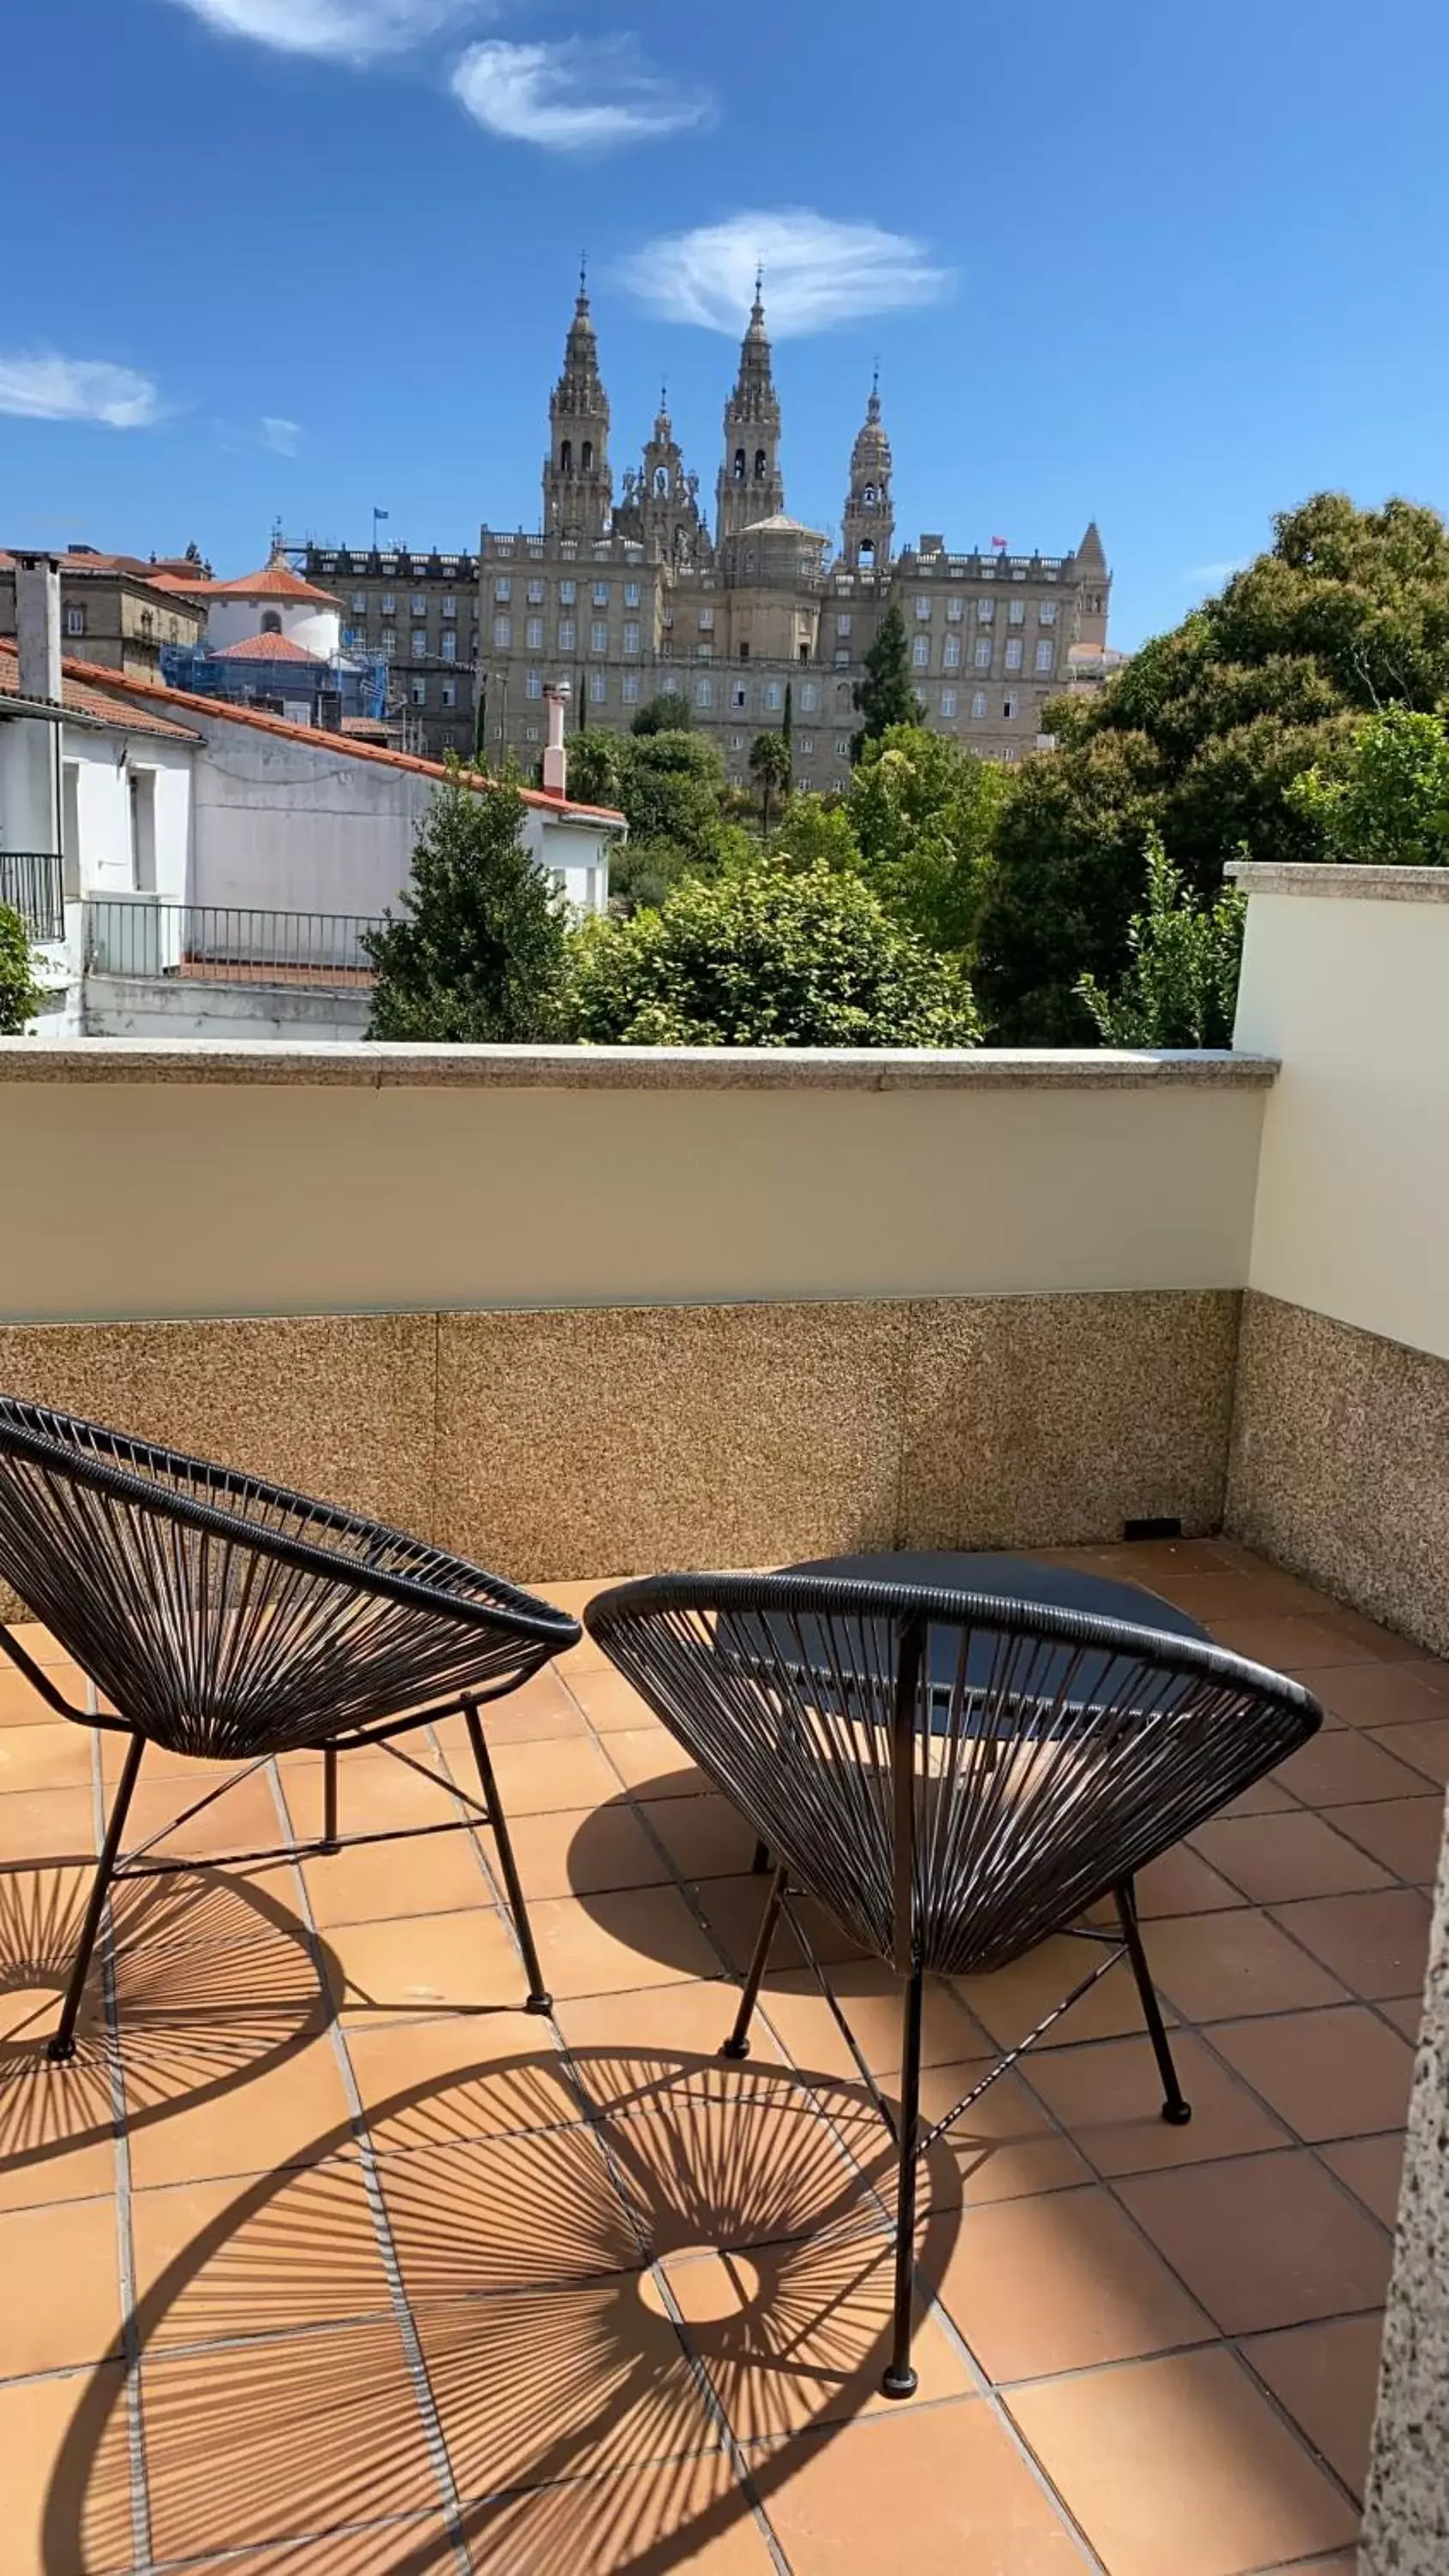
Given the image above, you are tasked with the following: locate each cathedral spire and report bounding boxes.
[716,279,784,546]
[842,372,894,572]
[543,268,611,539]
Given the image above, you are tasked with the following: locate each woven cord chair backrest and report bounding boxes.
[585,1573,1322,1978]
[0,1399,574,1759]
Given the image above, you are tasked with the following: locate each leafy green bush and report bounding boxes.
[1076,830,1246,1048]
[1287,705,1449,864]
[365,772,568,1042]
[0,904,39,1036]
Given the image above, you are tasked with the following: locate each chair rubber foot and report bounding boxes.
[318,1841,341,1857]
[524,1992,553,2016]
[719,2037,750,2061]
[880,2364,918,2401]
[1161,2099,1193,2127]
[45,2035,77,2065]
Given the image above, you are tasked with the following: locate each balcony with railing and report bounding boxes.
[0,849,65,943]
[83,899,383,987]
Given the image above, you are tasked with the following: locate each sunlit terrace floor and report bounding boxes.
[1,1538,1443,2574]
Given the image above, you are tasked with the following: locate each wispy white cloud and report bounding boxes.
[1184,560,1245,586]
[616,209,953,337]
[0,352,162,429]
[260,416,302,455]
[161,0,498,64]
[451,37,710,151]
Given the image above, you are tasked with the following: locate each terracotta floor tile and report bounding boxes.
[1268,1888,1434,2000]
[3,1621,74,1668]
[0,1721,94,1795]
[957,1932,1179,2053]
[281,1747,459,1840]
[493,1799,672,1899]
[697,1876,869,1980]
[1319,2132,1405,2230]
[553,1978,785,2100]
[0,1783,95,1862]
[599,2071,877,2257]
[1130,1842,1247,1916]
[488,1733,623,1818]
[663,2234,972,2439]
[1377,1994,1423,2041]
[1141,1908,1349,2021]
[916,2061,1091,2208]
[1022,2031,1291,2175]
[757,1959,986,2084]
[348,2012,582,2142]
[464,2448,773,2574]
[1313,1660,1449,1730]
[1153,1571,1331,1623]
[1244,2312,1384,2500]
[140,2320,440,2564]
[1188,1811,1392,1904]
[1272,1729,1434,1809]
[0,2068,118,2212]
[1330,1795,1446,1884]
[636,1791,763,1883]
[416,2279,719,2500]
[124,1766,288,1864]
[565,1666,660,1732]
[1007,2347,1361,2576]
[1116,2148,1392,2334]
[935,2182,1213,2382]
[0,2190,121,2373]
[203,2520,463,2575]
[434,1668,590,1751]
[301,1826,493,1929]
[323,1904,531,2022]
[125,2033,354,2187]
[0,1662,88,1726]
[1367,1716,1449,1788]
[603,1724,713,1798]
[1221,1773,1301,1817]
[524,1885,720,1996]
[130,2159,391,2347]
[379,2123,642,2300]
[1205,1614,1385,1672]
[1210,2005,1416,2142]
[0,2365,134,2576]
[754,2399,1084,2574]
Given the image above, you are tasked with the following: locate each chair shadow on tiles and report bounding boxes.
[43,2046,965,2575]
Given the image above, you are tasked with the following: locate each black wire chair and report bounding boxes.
[584,1570,1323,2399]
[0,1398,580,2061]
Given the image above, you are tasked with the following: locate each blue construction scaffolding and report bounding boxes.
[159,643,390,727]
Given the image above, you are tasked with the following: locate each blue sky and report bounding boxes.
[1,0,1441,648]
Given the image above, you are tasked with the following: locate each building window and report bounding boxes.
[971,690,987,719]
[441,678,458,708]
[1005,640,1024,671]
[977,598,994,623]
[64,604,87,637]
[761,680,779,711]
[380,592,395,615]
[590,671,607,704]
[1040,599,1058,626]
[834,648,851,667]
[1003,695,1019,720]
[525,617,543,650]
[739,640,750,661]
[406,628,425,657]
[442,595,457,620]
[350,590,366,613]
[799,735,815,754]
[622,672,641,702]
[492,617,510,648]
[973,638,992,669]
[835,612,852,637]
[696,676,713,708]
[525,669,543,698]
[557,619,575,651]
[943,635,961,670]
[590,620,608,653]
[913,597,931,622]
[835,738,852,757]
[493,579,511,604]
[559,579,576,606]
[731,682,749,709]
[1008,598,1026,626]
[381,627,397,653]
[260,610,282,636]
[622,622,640,654]
[912,636,931,668]
[624,580,640,608]
[592,580,609,607]
[410,678,427,707]
[941,690,958,719]
[524,724,541,744]
[946,597,963,622]
[1035,641,1055,672]
[527,578,544,605]
[440,631,457,663]
[798,682,818,713]
[699,606,714,630]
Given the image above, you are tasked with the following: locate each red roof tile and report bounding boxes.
[0,641,198,740]
[173,562,343,608]
[210,632,326,665]
[59,659,625,823]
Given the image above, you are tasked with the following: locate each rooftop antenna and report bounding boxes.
[579,248,588,298]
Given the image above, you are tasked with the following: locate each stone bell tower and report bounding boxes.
[543,262,612,541]
[841,372,895,572]
[715,271,785,549]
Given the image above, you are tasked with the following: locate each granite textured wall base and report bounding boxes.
[1227,1292,1449,1659]
[0,1288,1241,1606]
[1360,1796,1449,2576]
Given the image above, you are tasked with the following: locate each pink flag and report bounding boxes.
[990,534,1007,551]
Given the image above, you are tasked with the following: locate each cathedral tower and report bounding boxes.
[714,274,785,548]
[841,374,894,571]
[543,265,612,541]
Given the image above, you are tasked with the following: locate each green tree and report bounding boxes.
[620,727,732,870]
[975,491,1449,1039]
[364,770,568,1042]
[849,725,1010,957]
[567,856,979,1048]
[1076,831,1246,1048]
[1287,705,1449,865]
[0,905,40,1036]
[851,605,919,757]
[769,791,863,876]
[630,690,693,737]
[566,729,626,811]
[749,730,792,836]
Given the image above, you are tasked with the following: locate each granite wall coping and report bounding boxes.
[1230,860,1449,902]
[0,1040,1280,1092]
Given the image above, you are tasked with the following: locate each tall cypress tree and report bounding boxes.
[364,770,568,1042]
[851,605,919,760]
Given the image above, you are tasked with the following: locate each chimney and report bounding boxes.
[16,554,62,703]
[542,681,569,798]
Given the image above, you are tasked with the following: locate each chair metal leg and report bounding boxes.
[464,1698,552,2014]
[722,1862,788,2061]
[882,1961,925,2398]
[48,1732,146,2065]
[321,1745,340,1854]
[1114,1881,1191,2126]
[749,1836,772,1875]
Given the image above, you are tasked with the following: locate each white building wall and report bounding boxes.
[201,597,342,657]
[69,735,191,900]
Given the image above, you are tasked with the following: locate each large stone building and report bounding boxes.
[300,276,1113,783]
[0,548,206,683]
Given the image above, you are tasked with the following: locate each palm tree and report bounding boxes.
[749,730,792,838]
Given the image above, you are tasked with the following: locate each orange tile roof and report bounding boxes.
[210,632,326,665]
[60,659,625,823]
[172,562,343,608]
[0,641,198,741]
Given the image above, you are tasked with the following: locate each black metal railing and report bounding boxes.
[84,901,384,987]
[0,852,65,943]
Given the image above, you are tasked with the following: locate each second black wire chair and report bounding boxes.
[0,1398,580,2059]
[585,1569,1322,2398]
